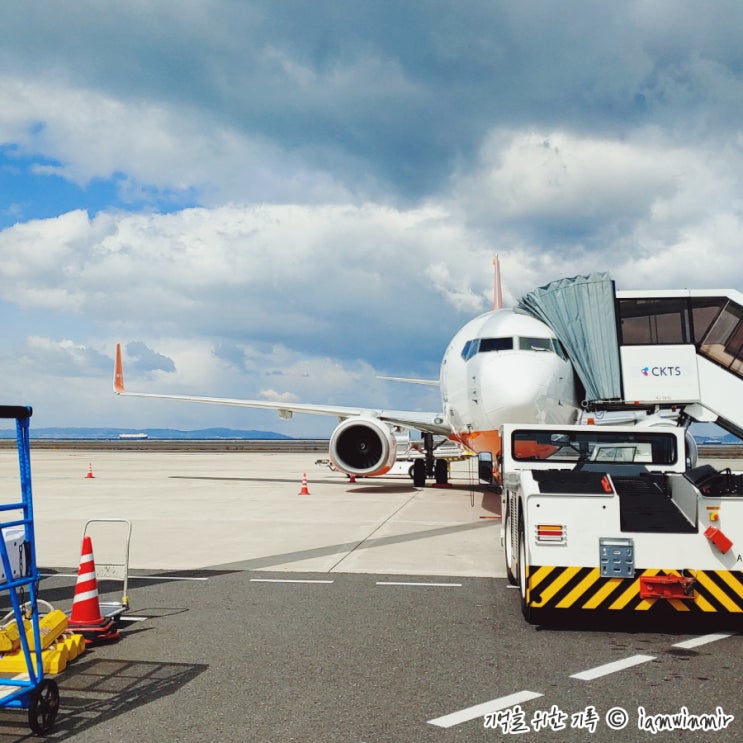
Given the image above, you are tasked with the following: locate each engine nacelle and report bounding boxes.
[329,416,398,477]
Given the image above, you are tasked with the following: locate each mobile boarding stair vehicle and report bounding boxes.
[500,422,743,624]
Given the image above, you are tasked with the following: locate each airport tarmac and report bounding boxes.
[3,449,501,575]
[0,448,739,741]
[6,447,738,577]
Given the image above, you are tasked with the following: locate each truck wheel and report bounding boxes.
[518,519,536,624]
[412,459,426,487]
[504,507,517,586]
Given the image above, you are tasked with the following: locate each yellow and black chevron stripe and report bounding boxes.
[526,566,743,613]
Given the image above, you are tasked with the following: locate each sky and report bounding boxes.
[1,1,743,437]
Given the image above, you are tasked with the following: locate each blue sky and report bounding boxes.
[1,1,742,436]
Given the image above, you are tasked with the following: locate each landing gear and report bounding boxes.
[422,432,436,481]
[409,433,449,487]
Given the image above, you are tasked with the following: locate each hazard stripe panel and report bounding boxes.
[527,566,743,613]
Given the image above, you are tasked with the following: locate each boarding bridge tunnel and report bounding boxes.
[517,275,743,440]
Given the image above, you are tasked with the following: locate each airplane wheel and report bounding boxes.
[434,458,448,484]
[28,679,59,735]
[412,459,426,487]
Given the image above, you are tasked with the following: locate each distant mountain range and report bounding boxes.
[0,427,294,440]
[694,433,743,445]
[689,423,742,445]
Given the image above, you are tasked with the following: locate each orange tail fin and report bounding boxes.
[114,344,126,393]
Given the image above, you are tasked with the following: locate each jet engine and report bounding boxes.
[329,416,398,477]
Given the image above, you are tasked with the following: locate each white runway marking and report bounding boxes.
[249,578,334,584]
[672,632,735,649]
[426,626,736,729]
[376,581,462,587]
[136,575,207,581]
[570,654,656,681]
[428,690,543,728]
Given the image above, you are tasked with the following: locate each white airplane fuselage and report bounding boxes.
[440,309,580,455]
[114,306,583,478]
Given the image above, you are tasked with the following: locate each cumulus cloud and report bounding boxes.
[425,263,488,314]
[0,76,352,207]
[17,337,110,377]
[1,2,742,434]
[125,341,176,375]
[259,389,300,404]
[453,128,738,236]
[450,126,743,289]
[0,203,495,366]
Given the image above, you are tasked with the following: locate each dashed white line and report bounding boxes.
[376,581,462,588]
[129,574,209,582]
[672,632,735,650]
[569,654,656,681]
[249,578,334,584]
[428,690,544,728]
[427,632,737,729]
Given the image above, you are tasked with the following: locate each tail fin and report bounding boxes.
[492,255,503,310]
[114,344,126,393]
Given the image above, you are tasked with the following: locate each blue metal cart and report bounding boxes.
[0,406,59,734]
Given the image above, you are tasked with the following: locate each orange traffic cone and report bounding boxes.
[67,536,119,643]
[85,463,95,479]
[299,473,311,495]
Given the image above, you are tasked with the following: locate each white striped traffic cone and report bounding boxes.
[67,536,119,643]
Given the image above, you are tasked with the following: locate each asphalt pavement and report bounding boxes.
[0,448,738,741]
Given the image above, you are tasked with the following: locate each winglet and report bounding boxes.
[114,343,126,394]
[492,255,503,310]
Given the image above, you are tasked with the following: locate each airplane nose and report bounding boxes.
[478,354,554,424]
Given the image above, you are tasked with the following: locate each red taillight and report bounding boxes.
[535,524,566,543]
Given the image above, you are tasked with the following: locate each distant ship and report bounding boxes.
[118,432,148,440]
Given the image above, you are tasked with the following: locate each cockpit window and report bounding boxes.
[462,337,514,360]
[463,335,568,360]
[461,340,476,360]
[480,338,514,353]
[518,337,554,352]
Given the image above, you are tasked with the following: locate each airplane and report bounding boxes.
[113,258,582,486]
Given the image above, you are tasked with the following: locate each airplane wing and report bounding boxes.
[113,344,451,436]
[376,376,439,386]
